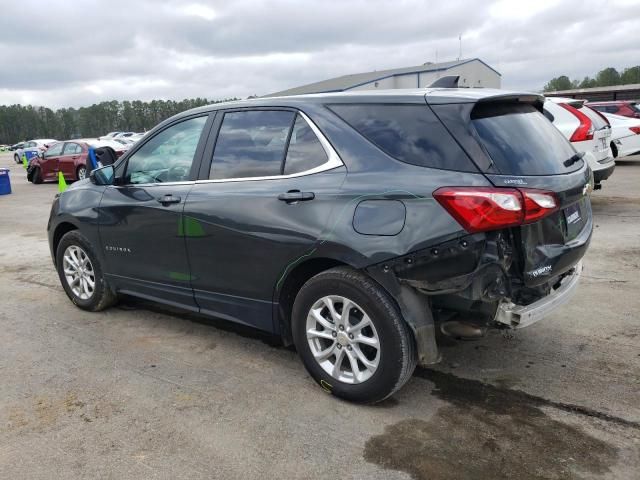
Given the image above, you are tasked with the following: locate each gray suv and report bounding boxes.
[48,88,593,402]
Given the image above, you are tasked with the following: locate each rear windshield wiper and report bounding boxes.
[564,151,585,167]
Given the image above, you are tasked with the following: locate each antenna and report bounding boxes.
[458,34,462,60]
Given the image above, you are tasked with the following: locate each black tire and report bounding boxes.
[55,230,117,311]
[292,266,416,403]
[32,167,43,184]
[76,165,87,181]
[14,154,20,164]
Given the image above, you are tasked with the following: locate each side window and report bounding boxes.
[44,143,64,158]
[125,116,207,184]
[283,115,328,175]
[63,143,82,155]
[210,110,294,180]
[328,104,477,172]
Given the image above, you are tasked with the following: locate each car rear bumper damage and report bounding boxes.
[494,261,582,329]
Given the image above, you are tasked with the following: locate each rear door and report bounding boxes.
[60,142,83,179]
[183,108,345,331]
[434,100,593,286]
[98,114,212,309]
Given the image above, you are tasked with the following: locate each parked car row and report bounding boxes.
[27,139,126,184]
[13,139,58,164]
[543,97,615,188]
[589,100,640,119]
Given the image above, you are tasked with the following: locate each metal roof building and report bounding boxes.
[545,83,640,102]
[268,58,501,97]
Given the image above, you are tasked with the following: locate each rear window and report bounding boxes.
[328,104,477,172]
[579,105,609,130]
[471,103,581,176]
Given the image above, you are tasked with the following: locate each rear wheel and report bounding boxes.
[76,165,87,181]
[292,267,416,403]
[56,231,116,311]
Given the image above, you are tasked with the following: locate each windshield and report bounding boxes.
[471,103,582,176]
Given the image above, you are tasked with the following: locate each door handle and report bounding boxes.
[278,190,315,203]
[157,194,182,205]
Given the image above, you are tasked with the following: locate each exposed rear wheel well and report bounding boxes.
[53,222,78,257]
[276,257,348,345]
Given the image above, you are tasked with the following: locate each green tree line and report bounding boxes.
[0,97,237,144]
[543,65,640,92]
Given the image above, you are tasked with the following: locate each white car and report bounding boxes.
[14,139,57,164]
[600,112,640,158]
[544,97,614,188]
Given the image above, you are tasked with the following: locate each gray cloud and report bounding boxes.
[0,0,638,107]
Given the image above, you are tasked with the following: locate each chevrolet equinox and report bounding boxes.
[48,88,593,403]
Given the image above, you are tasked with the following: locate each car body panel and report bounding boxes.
[543,100,614,177]
[602,112,640,158]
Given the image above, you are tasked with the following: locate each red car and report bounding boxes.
[588,101,640,119]
[28,140,125,184]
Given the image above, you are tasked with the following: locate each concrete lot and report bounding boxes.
[0,151,639,479]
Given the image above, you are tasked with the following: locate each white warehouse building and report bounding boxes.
[269,58,501,96]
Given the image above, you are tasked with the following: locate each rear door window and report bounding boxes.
[471,103,580,176]
[328,104,477,172]
[63,143,82,155]
[210,110,295,180]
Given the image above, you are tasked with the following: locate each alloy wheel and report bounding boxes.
[306,295,380,384]
[62,245,95,300]
[77,167,87,180]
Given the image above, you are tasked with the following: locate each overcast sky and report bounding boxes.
[0,0,638,108]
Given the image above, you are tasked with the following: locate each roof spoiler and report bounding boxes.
[476,93,545,112]
[428,75,460,88]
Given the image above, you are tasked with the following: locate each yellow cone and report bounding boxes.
[22,154,28,169]
[58,171,67,193]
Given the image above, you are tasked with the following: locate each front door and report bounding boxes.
[40,142,64,180]
[98,114,211,309]
[184,109,345,331]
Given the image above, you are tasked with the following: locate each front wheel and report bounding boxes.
[32,167,43,184]
[292,267,416,403]
[14,154,20,164]
[56,231,116,311]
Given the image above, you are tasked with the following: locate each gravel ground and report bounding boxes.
[0,152,639,479]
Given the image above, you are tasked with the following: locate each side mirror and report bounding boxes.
[90,164,115,186]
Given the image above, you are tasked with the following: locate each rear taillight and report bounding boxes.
[433,187,559,233]
[629,126,640,135]
[559,103,594,142]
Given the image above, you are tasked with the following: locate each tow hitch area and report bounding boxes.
[494,262,583,329]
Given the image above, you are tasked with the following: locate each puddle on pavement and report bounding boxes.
[364,369,618,480]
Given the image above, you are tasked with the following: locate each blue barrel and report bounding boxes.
[25,150,39,161]
[0,168,11,195]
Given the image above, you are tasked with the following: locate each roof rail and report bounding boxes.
[428,75,460,88]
